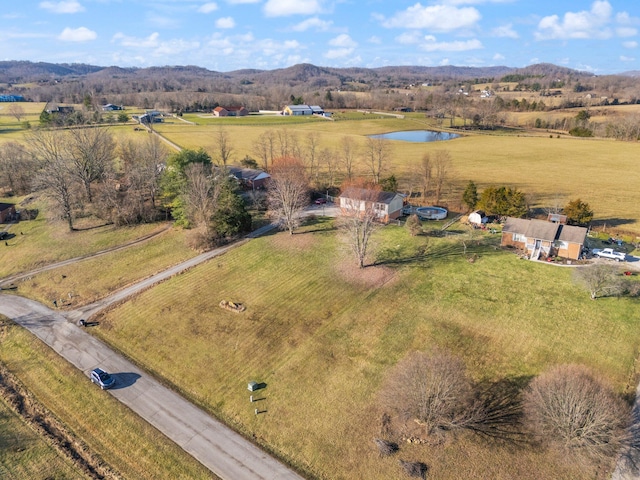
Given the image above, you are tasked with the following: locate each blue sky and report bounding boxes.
[2,1,640,73]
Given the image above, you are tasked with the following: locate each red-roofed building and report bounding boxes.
[213,106,249,117]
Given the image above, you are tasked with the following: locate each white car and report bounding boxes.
[592,248,626,262]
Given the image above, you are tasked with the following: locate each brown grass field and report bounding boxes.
[92,219,639,479]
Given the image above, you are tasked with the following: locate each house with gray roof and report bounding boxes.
[339,187,404,223]
[501,217,587,260]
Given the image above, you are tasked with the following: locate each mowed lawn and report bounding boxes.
[0,318,214,479]
[95,219,640,479]
[156,118,640,233]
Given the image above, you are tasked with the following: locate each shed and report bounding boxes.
[0,203,16,223]
[468,210,488,226]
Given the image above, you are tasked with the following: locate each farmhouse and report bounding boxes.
[339,188,404,223]
[501,217,587,260]
[213,106,249,117]
[102,104,123,111]
[228,166,271,190]
[0,203,16,223]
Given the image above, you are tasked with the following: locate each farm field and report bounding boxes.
[155,117,640,233]
[94,219,639,479]
[0,316,215,479]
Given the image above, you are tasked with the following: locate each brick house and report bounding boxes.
[501,217,587,260]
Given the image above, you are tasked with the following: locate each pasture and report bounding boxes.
[94,219,639,479]
[154,117,640,233]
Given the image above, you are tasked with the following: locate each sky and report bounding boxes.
[2,0,640,74]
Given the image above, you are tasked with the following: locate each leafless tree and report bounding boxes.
[7,103,25,122]
[0,142,37,195]
[305,132,319,183]
[523,364,629,463]
[432,150,452,205]
[364,137,390,184]
[379,350,476,437]
[406,214,422,236]
[339,180,382,268]
[214,127,233,167]
[573,264,625,300]
[417,153,432,202]
[319,147,337,188]
[183,162,219,227]
[339,136,357,181]
[267,156,309,234]
[252,130,273,171]
[66,127,115,202]
[28,130,77,230]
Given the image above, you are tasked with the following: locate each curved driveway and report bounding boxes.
[0,221,303,480]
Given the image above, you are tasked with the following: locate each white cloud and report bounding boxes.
[263,0,323,17]
[329,34,356,48]
[491,24,518,38]
[623,41,638,48]
[58,26,96,42]
[112,32,160,48]
[420,38,483,52]
[620,55,635,62]
[198,3,218,14]
[368,36,382,44]
[535,1,613,40]
[324,48,353,59]
[493,53,505,60]
[396,31,422,44]
[39,1,84,14]
[154,39,201,57]
[616,27,637,37]
[226,0,260,3]
[216,17,236,28]
[291,17,332,32]
[381,4,481,32]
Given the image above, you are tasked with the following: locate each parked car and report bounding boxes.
[314,197,327,204]
[90,368,115,389]
[592,248,626,262]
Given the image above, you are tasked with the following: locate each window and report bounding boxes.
[512,233,526,242]
[554,240,569,249]
[374,202,386,212]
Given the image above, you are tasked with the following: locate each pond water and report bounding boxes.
[369,130,460,142]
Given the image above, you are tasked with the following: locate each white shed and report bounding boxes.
[468,210,488,226]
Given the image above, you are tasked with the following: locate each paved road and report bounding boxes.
[0,295,302,480]
[0,221,304,479]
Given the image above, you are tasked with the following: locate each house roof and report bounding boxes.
[228,166,270,182]
[215,106,247,112]
[0,202,15,212]
[525,219,560,242]
[557,224,587,245]
[502,217,530,234]
[286,105,313,112]
[340,187,401,205]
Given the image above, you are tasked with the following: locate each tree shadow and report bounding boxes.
[72,223,113,232]
[373,241,502,268]
[466,376,532,446]
[592,218,636,228]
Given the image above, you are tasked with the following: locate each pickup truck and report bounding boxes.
[592,248,626,262]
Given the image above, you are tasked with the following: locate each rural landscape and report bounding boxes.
[1,59,640,480]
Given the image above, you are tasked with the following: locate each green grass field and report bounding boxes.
[0,396,82,479]
[0,318,215,479]
[93,220,638,479]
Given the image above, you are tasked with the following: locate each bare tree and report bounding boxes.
[183,162,219,227]
[432,150,451,205]
[379,350,475,437]
[319,147,337,188]
[524,364,628,462]
[417,153,432,202]
[339,136,357,181]
[0,142,36,194]
[267,156,309,234]
[305,132,319,183]
[7,103,25,122]
[339,181,382,268]
[573,264,625,300]
[66,127,115,202]
[364,137,390,184]
[252,130,273,171]
[28,130,77,230]
[215,127,233,167]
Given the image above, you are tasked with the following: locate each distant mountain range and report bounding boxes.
[0,60,597,86]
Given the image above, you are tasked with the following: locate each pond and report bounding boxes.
[369,130,460,142]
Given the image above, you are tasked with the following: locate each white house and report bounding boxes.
[339,188,404,223]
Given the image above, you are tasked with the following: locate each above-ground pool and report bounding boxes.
[415,206,448,220]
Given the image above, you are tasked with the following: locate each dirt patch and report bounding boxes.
[0,323,120,479]
[335,258,398,288]
[269,231,317,251]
